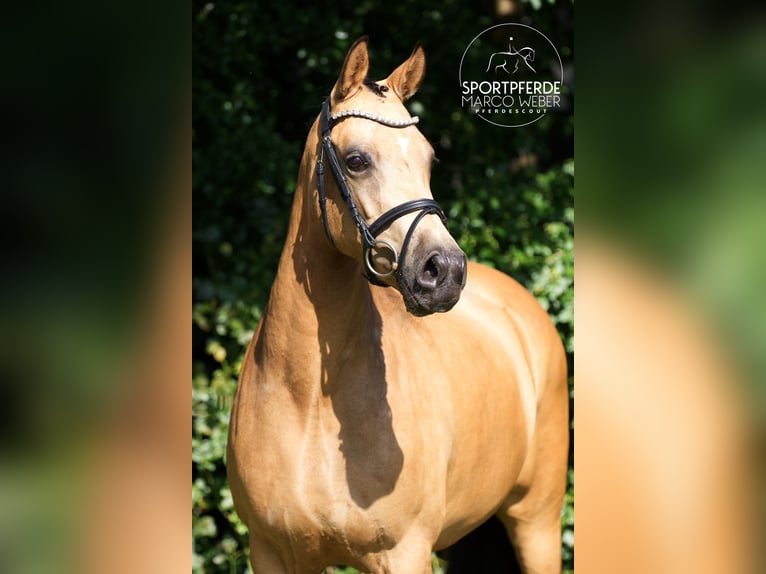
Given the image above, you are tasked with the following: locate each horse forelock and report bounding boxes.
[363,77,389,97]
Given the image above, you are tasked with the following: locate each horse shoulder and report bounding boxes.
[457,262,566,399]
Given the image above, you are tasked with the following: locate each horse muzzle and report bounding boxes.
[402,247,467,316]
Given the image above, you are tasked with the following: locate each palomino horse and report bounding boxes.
[227,37,568,574]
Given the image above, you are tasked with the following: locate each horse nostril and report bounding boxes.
[424,256,439,279]
[415,251,467,293]
[417,252,445,291]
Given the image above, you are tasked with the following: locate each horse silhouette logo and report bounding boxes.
[459,23,565,128]
[486,37,536,75]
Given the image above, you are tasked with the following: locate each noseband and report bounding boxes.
[316,97,448,287]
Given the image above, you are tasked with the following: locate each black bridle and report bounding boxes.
[316,97,448,287]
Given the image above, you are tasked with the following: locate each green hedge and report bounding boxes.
[193,1,573,572]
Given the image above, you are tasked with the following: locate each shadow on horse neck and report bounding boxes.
[288,189,405,511]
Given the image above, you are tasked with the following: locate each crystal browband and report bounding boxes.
[330,109,420,128]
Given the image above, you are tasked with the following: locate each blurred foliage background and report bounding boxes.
[193,0,573,572]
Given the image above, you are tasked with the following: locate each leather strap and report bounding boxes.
[315,97,449,287]
[368,198,446,238]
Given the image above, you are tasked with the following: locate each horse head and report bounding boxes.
[314,37,467,316]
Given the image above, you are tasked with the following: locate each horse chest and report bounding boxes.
[247,404,408,561]
[237,331,454,561]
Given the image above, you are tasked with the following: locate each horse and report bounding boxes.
[486,46,536,75]
[227,37,568,574]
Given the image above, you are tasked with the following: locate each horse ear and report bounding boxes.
[387,43,426,102]
[331,36,370,106]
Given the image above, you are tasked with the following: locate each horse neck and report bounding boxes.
[258,139,378,398]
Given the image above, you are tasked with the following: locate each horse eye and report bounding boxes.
[346,154,368,172]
